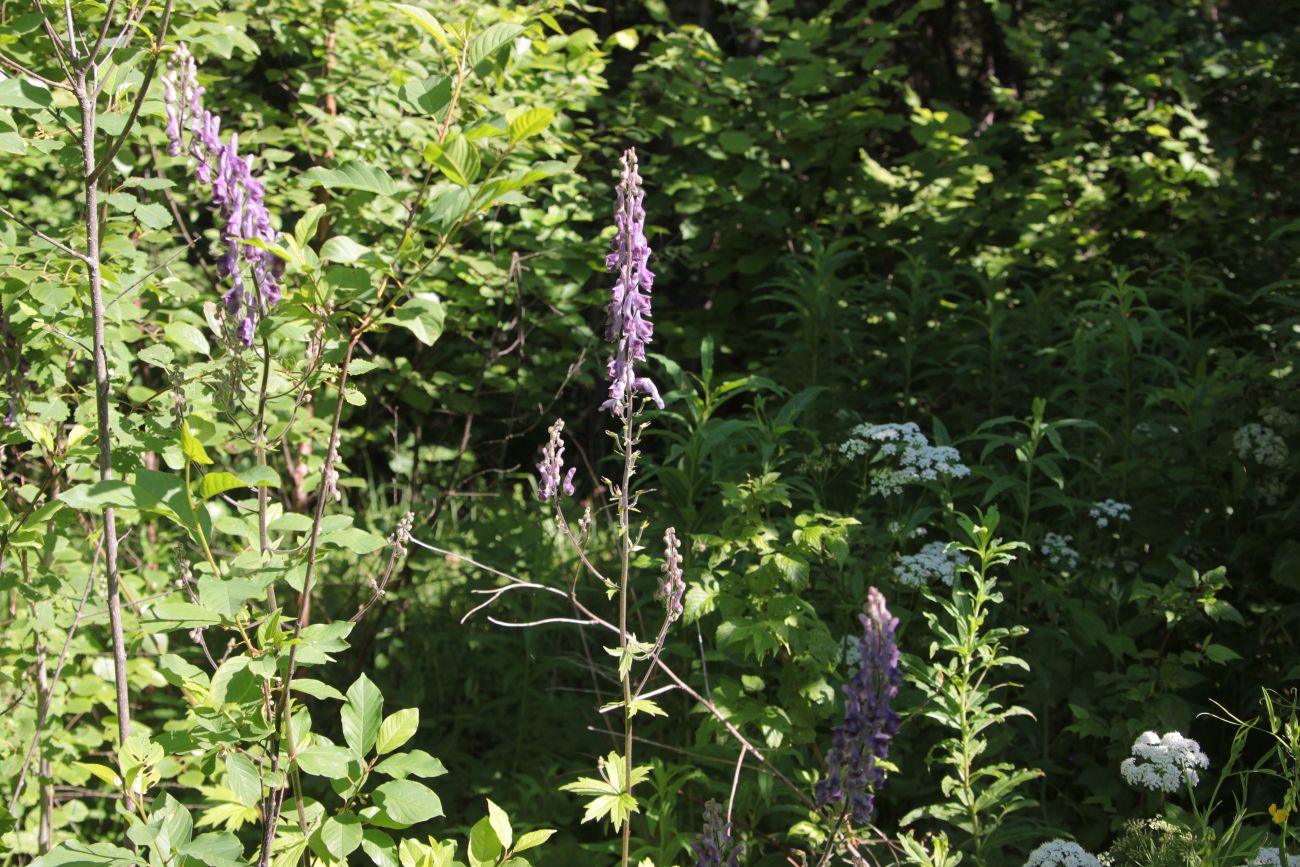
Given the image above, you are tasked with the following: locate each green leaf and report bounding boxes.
[147,602,223,629]
[58,480,135,510]
[385,293,444,346]
[426,136,480,186]
[361,828,398,867]
[198,471,245,500]
[468,22,524,70]
[292,678,345,701]
[319,235,370,263]
[225,754,261,808]
[342,673,384,756]
[376,708,419,754]
[374,749,447,779]
[316,813,363,861]
[132,203,172,230]
[508,107,554,144]
[372,780,444,825]
[296,744,354,777]
[513,829,555,853]
[486,799,512,849]
[166,321,211,355]
[467,817,503,867]
[719,130,754,154]
[181,419,214,466]
[301,160,399,197]
[0,79,53,110]
[321,526,388,554]
[393,4,454,54]
[400,75,453,116]
[30,841,140,866]
[294,204,326,247]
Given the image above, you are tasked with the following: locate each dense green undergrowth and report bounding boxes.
[0,0,1297,865]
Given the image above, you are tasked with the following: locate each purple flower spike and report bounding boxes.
[161,44,282,347]
[816,586,901,825]
[601,147,663,416]
[690,800,744,867]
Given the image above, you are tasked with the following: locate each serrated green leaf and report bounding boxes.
[225,754,261,808]
[400,75,452,116]
[426,136,479,186]
[468,22,524,70]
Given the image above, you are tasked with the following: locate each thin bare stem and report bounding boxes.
[0,203,89,262]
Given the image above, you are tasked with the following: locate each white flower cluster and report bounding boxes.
[1041,532,1079,570]
[1253,848,1294,866]
[1089,499,1132,529]
[895,541,968,588]
[1261,406,1297,431]
[840,422,970,496]
[1024,839,1101,867]
[1119,731,1209,792]
[1234,423,1289,467]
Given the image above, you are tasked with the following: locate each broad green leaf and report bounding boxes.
[296,744,354,777]
[342,674,384,756]
[294,204,326,247]
[59,480,135,511]
[321,526,388,554]
[466,817,502,867]
[468,22,524,70]
[393,4,454,55]
[198,471,245,500]
[508,107,554,144]
[181,419,213,466]
[486,799,511,849]
[426,136,479,186]
[400,75,453,116]
[166,321,211,355]
[361,828,398,867]
[376,708,419,754]
[301,160,399,197]
[147,602,222,630]
[0,79,53,109]
[225,754,261,808]
[292,678,345,701]
[374,749,447,780]
[385,294,445,346]
[372,780,443,825]
[513,829,555,852]
[319,235,370,263]
[316,813,363,861]
[30,841,139,866]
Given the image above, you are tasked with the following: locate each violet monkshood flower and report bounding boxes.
[162,43,282,346]
[601,147,663,416]
[816,586,901,825]
[689,799,744,867]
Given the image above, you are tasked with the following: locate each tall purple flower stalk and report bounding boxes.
[690,800,744,867]
[816,586,901,825]
[162,43,282,346]
[601,147,663,416]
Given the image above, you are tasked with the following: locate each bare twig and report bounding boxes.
[0,203,89,263]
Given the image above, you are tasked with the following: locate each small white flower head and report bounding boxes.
[1024,839,1101,867]
[1253,847,1294,866]
[895,541,968,588]
[1088,499,1132,529]
[1234,423,1288,467]
[1041,532,1079,570]
[1261,406,1297,431]
[1119,730,1209,792]
[839,422,969,497]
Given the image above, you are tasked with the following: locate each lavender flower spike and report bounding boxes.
[601,147,663,416]
[160,43,283,347]
[657,527,685,622]
[816,586,901,825]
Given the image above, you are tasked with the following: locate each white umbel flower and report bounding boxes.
[895,541,968,588]
[1252,847,1295,866]
[1024,839,1101,867]
[1088,499,1132,529]
[1234,423,1288,467]
[1119,731,1209,792]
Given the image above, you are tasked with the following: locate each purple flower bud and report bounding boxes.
[815,586,901,825]
[657,527,685,622]
[537,419,572,501]
[601,148,663,416]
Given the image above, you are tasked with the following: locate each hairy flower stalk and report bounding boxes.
[817,586,901,826]
[162,44,282,346]
[602,147,662,416]
[657,527,685,622]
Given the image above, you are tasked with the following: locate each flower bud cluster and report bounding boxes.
[689,800,743,867]
[537,418,576,501]
[657,527,685,622]
[1041,532,1079,570]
